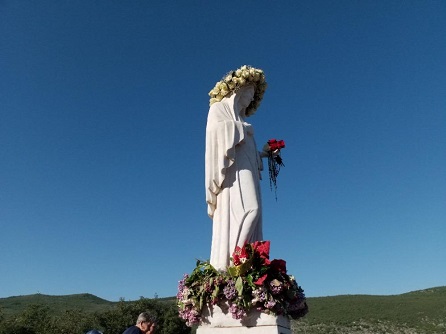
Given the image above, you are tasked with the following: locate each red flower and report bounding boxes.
[232,242,250,266]
[270,259,287,274]
[253,241,270,260]
[254,274,268,286]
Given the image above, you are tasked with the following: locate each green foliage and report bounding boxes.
[184,260,220,312]
[0,295,190,334]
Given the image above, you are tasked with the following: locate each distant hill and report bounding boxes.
[1,287,445,333]
[0,293,114,317]
[292,286,446,334]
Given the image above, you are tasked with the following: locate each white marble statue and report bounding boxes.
[205,76,269,270]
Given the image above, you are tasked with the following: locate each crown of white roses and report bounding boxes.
[208,65,267,117]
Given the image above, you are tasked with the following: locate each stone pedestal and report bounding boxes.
[196,304,291,334]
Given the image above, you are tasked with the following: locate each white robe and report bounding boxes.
[205,100,263,270]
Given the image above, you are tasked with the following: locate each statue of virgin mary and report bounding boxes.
[205,65,268,270]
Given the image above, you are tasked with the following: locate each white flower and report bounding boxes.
[209,88,219,96]
[219,82,229,91]
[220,89,229,97]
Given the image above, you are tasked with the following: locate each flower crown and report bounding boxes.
[208,65,267,117]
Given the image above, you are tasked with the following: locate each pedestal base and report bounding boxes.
[196,304,291,334]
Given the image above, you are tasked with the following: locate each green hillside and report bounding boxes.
[293,286,446,333]
[0,293,114,317]
[1,287,445,333]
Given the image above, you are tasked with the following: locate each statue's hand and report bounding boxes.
[261,144,279,158]
[262,143,271,153]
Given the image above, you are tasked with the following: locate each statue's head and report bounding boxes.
[208,65,267,117]
[235,85,255,117]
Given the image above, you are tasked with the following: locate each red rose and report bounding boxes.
[270,259,287,274]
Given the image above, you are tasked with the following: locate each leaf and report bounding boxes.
[227,266,239,277]
[235,276,244,296]
[212,286,220,299]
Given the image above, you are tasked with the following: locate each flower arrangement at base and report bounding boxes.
[177,241,308,327]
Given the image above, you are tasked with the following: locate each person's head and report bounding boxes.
[136,312,157,334]
[85,330,103,334]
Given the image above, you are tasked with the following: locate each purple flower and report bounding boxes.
[252,287,267,304]
[179,307,201,326]
[223,279,237,300]
[265,300,276,309]
[269,279,283,295]
[177,274,189,299]
[229,303,246,320]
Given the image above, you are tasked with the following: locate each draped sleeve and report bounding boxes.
[205,102,246,218]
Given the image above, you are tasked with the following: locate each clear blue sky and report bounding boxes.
[1,1,445,301]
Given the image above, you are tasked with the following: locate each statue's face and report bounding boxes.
[237,85,255,110]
